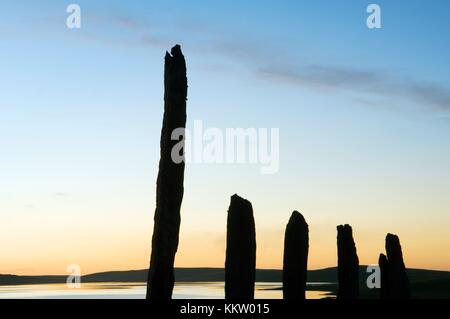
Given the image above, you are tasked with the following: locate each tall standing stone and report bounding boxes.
[337,224,359,299]
[283,211,309,300]
[380,234,410,299]
[147,45,187,299]
[225,194,256,299]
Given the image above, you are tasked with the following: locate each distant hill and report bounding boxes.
[2,266,450,298]
[0,275,67,286]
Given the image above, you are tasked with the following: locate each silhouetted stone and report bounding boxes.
[336,224,359,299]
[381,233,411,299]
[147,45,188,299]
[283,211,309,300]
[378,253,389,299]
[225,194,256,299]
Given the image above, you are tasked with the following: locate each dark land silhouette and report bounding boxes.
[379,233,411,299]
[337,224,360,299]
[225,194,256,299]
[283,211,309,299]
[146,45,187,299]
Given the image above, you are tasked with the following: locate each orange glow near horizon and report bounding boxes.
[3,213,450,276]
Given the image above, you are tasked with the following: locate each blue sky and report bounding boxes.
[1,1,450,274]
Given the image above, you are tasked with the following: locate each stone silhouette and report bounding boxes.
[225,194,256,299]
[379,233,411,299]
[336,224,359,299]
[283,211,309,300]
[147,45,188,299]
[378,253,389,299]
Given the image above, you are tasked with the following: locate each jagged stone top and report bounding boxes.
[165,44,184,59]
[386,233,404,261]
[386,233,400,246]
[229,194,253,213]
[163,44,187,107]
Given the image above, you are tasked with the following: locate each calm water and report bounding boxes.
[0,282,334,299]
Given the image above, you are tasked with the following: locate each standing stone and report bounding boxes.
[337,224,359,299]
[225,194,256,299]
[378,253,389,299]
[147,45,187,299]
[382,233,411,299]
[283,211,309,300]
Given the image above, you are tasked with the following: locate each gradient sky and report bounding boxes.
[1,0,450,275]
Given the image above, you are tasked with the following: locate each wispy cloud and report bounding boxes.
[257,64,384,90]
[46,10,450,113]
[257,64,450,111]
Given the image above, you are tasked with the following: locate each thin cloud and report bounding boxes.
[257,64,384,90]
[41,10,450,113]
[394,81,450,111]
[257,64,450,111]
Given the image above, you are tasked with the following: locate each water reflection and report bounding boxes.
[0,282,333,299]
